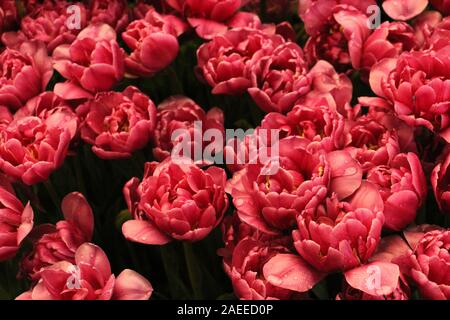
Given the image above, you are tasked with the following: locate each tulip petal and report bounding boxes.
[344,261,400,296]
[113,269,153,300]
[122,220,171,245]
[263,253,324,292]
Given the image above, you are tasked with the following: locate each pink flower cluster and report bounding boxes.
[0,0,448,301]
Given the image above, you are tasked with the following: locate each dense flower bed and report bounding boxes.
[0,0,448,300]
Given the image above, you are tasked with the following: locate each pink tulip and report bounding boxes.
[20,192,94,279]
[293,192,384,272]
[365,47,450,143]
[0,41,53,111]
[367,153,427,230]
[260,103,348,152]
[89,0,129,32]
[0,180,33,261]
[53,23,125,100]
[1,1,88,53]
[227,136,330,234]
[432,151,450,214]
[360,21,416,82]
[248,42,311,114]
[412,11,443,49]
[345,111,402,171]
[298,0,376,34]
[426,17,450,51]
[17,243,153,300]
[123,158,229,244]
[394,228,450,300]
[197,28,285,96]
[301,3,371,73]
[152,96,224,162]
[166,0,242,39]
[0,94,78,185]
[77,86,156,160]
[298,60,353,115]
[219,215,323,299]
[122,7,187,77]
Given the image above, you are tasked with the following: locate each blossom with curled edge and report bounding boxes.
[1,1,88,53]
[0,41,53,111]
[431,151,450,214]
[247,42,311,114]
[53,23,125,100]
[0,177,33,262]
[392,226,450,300]
[122,158,229,244]
[0,94,78,185]
[77,86,157,160]
[152,96,224,163]
[122,6,187,77]
[20,192,94,280]
[226,136,331,235]
[361,46,450,143]
[219,215,324,299]
[16,243,153,300]
[196,27,285,96]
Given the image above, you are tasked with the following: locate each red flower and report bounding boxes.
[364,47,450,143]
[2,1,88,53]
[123,159,229,244]
[432,151,450,214]
[248,42,311,113]
[0,179,33,261]
[53,23,125,100]
[367,153,427,230]
[122,7,187,77]
[17,243,153,300]
[219,215,323,299]
[0,93,78,185]
[360,21,416,82]
[394,228,450,300]
[300,2,372,73]
[20,192,94,280]
[77,86,156,159]
[260,103,348,152]
[152,96,224,162]
[293,192,384,272]
[0,41,53,110]
[227,136,330,234]
[197,28,285,95]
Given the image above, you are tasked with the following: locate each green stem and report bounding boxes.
[167,66,184,95]
[160,245,190,299]
[43,179,60,211]
[183,242,202,299]
[73,155,87,196]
